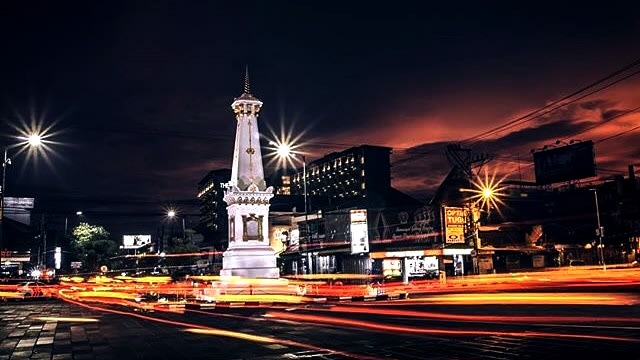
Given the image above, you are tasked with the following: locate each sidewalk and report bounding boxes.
[0,299,202,360]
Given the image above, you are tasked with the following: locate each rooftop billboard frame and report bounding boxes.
[533,140,596,185]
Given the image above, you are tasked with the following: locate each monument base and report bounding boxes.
[219,245,280,279]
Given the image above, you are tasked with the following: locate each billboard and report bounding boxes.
[443,206,465,244]
[533,141,596,185]
[54,247,61,270]
[350,209,369,254]
[122,235,152,249]
[3,197,35,209]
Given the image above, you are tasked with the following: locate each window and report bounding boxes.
[229,216,235,241]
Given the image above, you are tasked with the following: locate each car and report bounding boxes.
[16,281,49,297]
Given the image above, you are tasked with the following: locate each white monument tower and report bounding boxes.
[220,69,279,278]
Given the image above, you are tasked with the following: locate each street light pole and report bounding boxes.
[301,155,311,275]
[2,147,7,218]
[167,210,186,240]
[0,133,44,273]
[302,155,307,217]
[182,217,186,241]
[0,147,7,268]
[591,189,606,270]
[460,182,500,276]
[271,141,310,275]
[65,211,83,236]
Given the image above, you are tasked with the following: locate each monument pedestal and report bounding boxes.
[219,245,280,278]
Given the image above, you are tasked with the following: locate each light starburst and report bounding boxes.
[263,121,310,171]
[8,108,64,172]
[461,168,509,217]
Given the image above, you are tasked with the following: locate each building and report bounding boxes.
[1,197,37,277]
[276,144,429,276]
[196,169,231,252]
[289,145,392,202]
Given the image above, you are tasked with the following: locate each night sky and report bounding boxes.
[2,1,640,238]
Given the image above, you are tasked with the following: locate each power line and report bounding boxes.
[463,57,640,145]
[560,105,640,142]
[390,57,640,174]
[596,121,640,144]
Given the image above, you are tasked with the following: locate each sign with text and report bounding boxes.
[444,206,465,244]
[350,209,369,254]
[122,235,152,249]
[3,197,35,209]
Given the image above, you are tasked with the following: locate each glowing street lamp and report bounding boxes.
[460,169,507,274]
[270,141,308,217]
[1,132,45,267]
[64,211,84,236]
[269,140,309,274]
[28,134,42,147]
[167,209,186,240]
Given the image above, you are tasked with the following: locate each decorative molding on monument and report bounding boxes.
[223,185,274,206]
[232,99,262,114]
[236,177,267,192]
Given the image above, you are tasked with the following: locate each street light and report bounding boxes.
[1,133,43,268]
[270,141,309,274]
[460,170,506,275]
[64,211,83,235]
[167,209,186,240]
[590,188,606,270]
[270,141,308,219]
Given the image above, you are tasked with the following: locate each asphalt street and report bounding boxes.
[1,296,639,360]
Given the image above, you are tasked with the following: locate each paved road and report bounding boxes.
[1,295,639,360]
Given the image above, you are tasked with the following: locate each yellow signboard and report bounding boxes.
[444,206,465,244]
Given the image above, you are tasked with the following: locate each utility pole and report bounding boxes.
[42,214,47,269]
[591,189,606,270]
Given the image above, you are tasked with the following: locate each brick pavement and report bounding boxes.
[0,299,349,360]
[1,300,105,360]
[0,300,210,360]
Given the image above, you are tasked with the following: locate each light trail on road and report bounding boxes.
[57,297,386,360]
[264,310,640,343]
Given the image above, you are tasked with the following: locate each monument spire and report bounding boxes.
[244,65,251,94]
[221,69,279,279]
[229,68,265,191]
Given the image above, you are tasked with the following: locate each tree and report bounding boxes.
[164,231,201,269]
[70,222,118,272]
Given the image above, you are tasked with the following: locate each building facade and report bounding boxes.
[197,168,231,252]
[289,145,392,201]
[277,144,432,277]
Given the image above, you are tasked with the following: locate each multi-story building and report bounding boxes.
[196,169,231,252]
[289,145,392,201]
[274,144,430,276]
